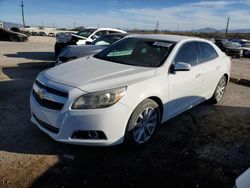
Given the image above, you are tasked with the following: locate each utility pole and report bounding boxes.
[156,21,159,31]
[20,1,25,27]
[225,17,230,35]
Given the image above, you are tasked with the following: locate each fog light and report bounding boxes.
[88,131,99,139]
[71,131,107,140]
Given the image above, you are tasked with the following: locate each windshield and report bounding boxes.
[222,41,239,48]
[94,38,174,67]
[76,29,96,38]
[91,35,124,46]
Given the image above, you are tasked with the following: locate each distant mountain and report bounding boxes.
[192,27,217,33]
[1,21,23,28]
[226,29,250,33]
[191,27,250,33]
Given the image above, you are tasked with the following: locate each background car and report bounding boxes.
[38,31,47,36]
[31,31,39,36]
[56,33,129,65]
[54,28,126,55]
[239,41,250,57]
[0,28,28,42]
[215,39,243,58]
[10,27,31,37]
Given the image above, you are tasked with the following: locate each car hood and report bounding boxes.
[226,47,241,51]
[43,56,156,92]
[59,45,106,58]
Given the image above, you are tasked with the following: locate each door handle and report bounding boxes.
[195,73,201,78]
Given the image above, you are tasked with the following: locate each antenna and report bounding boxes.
[20,1,25,27]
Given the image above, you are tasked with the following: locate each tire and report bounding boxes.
[210,76,227,104]
[124,99,160,146]
[54,42,66,56]
[243,50,247,57]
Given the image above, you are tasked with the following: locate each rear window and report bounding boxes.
[174,42,200,66]
[198,42,218,63]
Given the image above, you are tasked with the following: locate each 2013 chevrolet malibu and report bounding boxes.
[30,34,231,146]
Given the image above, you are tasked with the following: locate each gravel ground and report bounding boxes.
[0,37,250,188]
[231,57,250,81]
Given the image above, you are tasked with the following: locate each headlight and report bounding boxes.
[72,87,126,109]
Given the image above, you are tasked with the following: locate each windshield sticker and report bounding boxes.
[153,41,173,48]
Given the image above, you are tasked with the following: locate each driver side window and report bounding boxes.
[174,42,199,66]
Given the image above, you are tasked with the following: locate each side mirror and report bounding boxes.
[173,62,191,71]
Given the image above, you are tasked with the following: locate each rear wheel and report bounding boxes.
[210,76,227,104]
[124,99,160,146]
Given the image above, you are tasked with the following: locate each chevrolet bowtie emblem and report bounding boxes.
[37,88,47,99]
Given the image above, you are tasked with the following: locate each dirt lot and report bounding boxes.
[0,37,250,188]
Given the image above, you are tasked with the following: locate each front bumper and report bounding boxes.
[30,92,132,146]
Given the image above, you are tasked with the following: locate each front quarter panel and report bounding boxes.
[119,70,168,122]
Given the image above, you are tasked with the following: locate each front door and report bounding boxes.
[166,42,203,119]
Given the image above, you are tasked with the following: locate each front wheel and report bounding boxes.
[210,76,227,104]
[124,99,160,146]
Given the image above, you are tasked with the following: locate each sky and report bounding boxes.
[1,0,250,30]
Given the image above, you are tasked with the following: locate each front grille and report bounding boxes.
[35,80,68,97]
[33,90,64,110]
[33,114,59,134]
[32,80,67,110]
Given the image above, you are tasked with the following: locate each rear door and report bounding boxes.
[197,42,221,98]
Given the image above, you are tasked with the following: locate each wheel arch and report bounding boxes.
[148,96,164,121]
[223,73,229,83]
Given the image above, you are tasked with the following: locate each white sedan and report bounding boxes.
[30,34,231,146]
[55,28,127,55]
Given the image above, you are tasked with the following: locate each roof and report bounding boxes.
[104,33,130,37]
[126,34,198,42]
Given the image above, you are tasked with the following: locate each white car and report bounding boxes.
[54,28,127,55]
[30,34,231,146]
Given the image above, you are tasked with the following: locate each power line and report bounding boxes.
[20,1,25,27]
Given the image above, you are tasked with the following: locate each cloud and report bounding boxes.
[3,1,250,30]
[191,0,240,8]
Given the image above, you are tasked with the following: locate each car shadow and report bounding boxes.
[31,105,250,188]
[4,52,55,61]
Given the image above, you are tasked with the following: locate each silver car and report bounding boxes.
[56,33,129,65]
